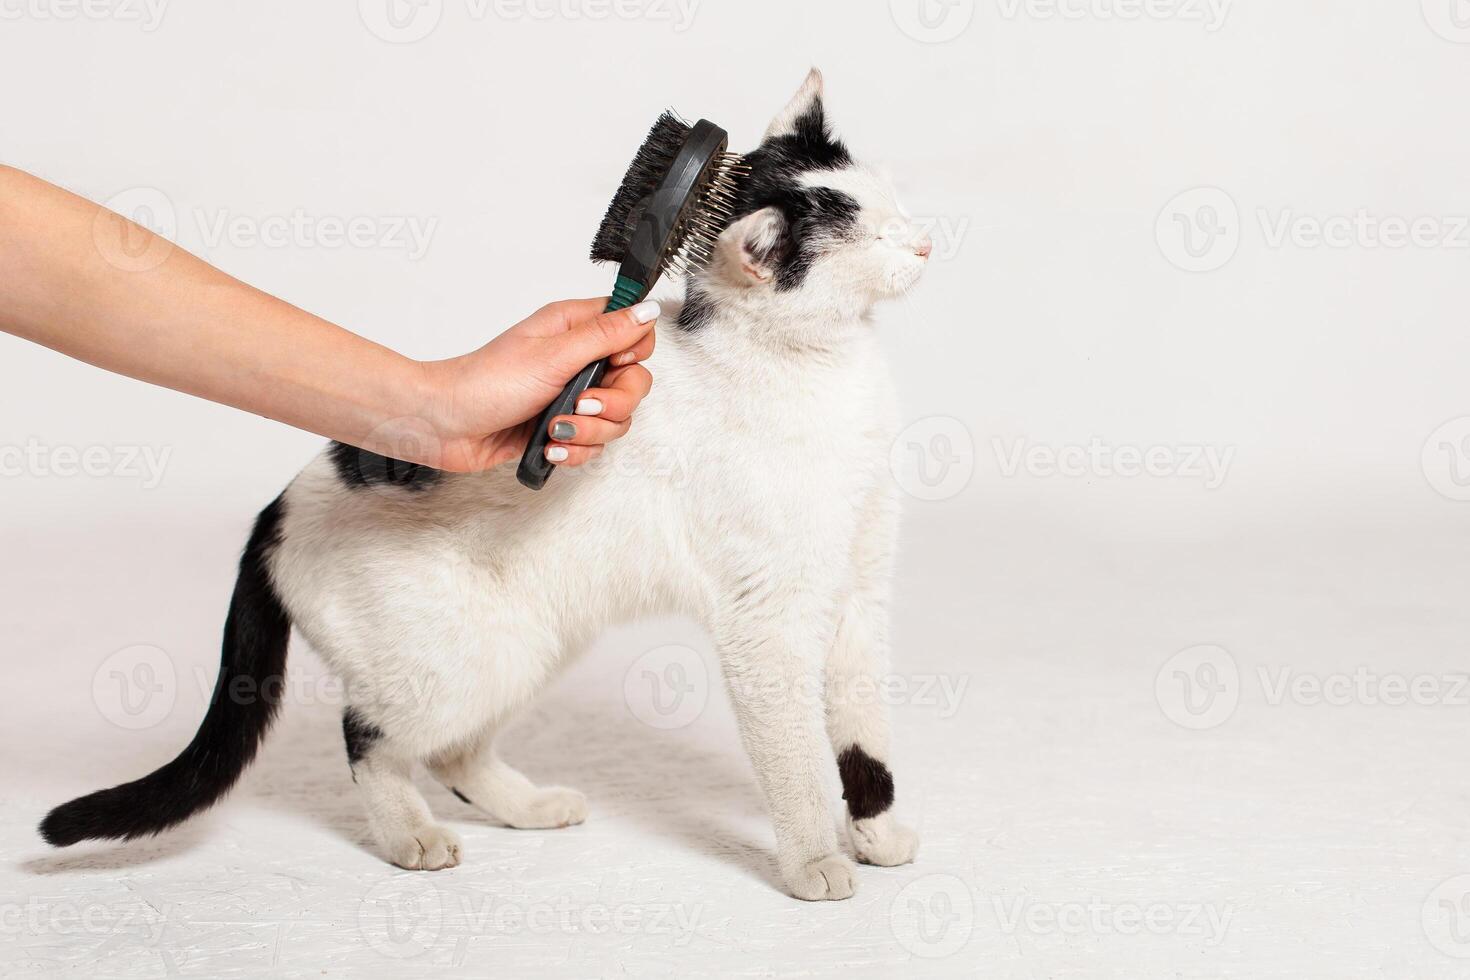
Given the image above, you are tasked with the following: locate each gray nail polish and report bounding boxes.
[551,421,576,441]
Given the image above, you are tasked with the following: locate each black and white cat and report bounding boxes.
[42,69,932,901]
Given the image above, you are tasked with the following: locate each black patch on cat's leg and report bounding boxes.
[451,788,474,806]
[342,708,383,776]
[837,746,894,820]
[329,442,442,493]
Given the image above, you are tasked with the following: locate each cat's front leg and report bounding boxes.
[713,607,857,901]
[825,484,919,867]
[827,593,919,867]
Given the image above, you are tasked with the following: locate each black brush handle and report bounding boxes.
[515,359,607,490]
[516,282,642,490]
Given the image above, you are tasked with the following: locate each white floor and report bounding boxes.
[4,483,1470,979]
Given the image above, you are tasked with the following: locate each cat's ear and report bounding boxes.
[715,207,788,286]
[763,67,825,142]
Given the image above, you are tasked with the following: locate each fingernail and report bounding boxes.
[630,300,661,324]
[551,421,576,441]
[612,351,636,366]
[546,446,569,463]
[575,398,603,416]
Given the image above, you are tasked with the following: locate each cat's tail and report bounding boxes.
[40,496,292,847]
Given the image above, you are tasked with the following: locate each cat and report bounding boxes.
[40,68,932,902]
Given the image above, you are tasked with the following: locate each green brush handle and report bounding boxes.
[516,274,648,490]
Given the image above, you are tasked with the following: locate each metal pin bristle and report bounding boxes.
[652,148,752,280]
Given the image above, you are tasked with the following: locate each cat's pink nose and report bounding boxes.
[914,237,933,259]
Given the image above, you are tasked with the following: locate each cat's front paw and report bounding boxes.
[850,814,919,867]
[385,824,463,871]
[785,853,858,901]
[504,787,588,830]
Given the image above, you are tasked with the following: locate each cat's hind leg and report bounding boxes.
[428,734,587,830]
[343,708,462,870]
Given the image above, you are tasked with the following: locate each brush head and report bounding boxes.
[590,112,748,284]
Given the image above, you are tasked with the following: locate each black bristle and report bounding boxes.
[590,111,692,263]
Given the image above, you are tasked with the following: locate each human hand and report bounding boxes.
[414,297,659,473]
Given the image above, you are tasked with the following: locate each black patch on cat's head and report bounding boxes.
[715,94,861,300]
[329,442,441,493]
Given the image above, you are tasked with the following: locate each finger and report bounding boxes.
[574,365,652,423]
[549,301,661,375]
[608,325,656,367]
[525,297,614,336]
[544,444,604,468]
[548,414,631,448]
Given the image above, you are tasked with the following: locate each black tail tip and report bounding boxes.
[38,803,88,848]
[38,793,138,848]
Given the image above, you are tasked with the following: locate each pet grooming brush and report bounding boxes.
[516,112,750,490]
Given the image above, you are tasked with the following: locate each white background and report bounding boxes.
[3,1,1470,977]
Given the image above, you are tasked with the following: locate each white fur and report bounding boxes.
[268,71,928,900]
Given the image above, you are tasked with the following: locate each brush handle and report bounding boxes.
[516,276,646,490]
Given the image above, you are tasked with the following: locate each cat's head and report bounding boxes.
[687,69,931,328]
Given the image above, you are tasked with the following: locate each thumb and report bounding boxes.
[550,300,661,374]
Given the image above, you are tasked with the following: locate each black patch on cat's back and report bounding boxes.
[837,745,895,820]
[342,708,383,767]
[329,442,441,493]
